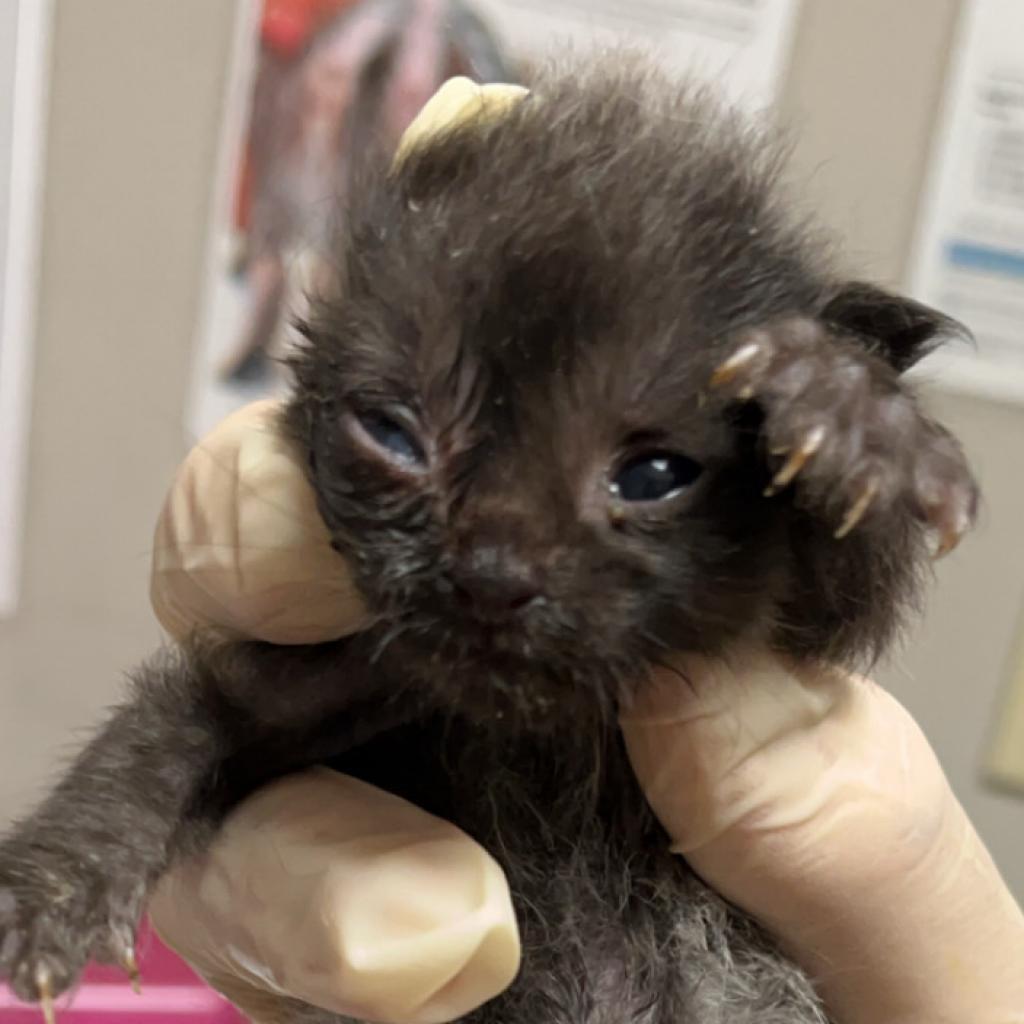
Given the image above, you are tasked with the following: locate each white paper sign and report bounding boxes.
[908,0,1024,403]
[0,0,51,617]
[471,0,802,108]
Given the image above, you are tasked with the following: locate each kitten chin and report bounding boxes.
[368,622,625,733]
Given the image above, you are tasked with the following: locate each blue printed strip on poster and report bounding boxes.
[946,240,1024,279]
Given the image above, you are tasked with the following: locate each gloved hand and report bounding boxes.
[622,653,1024,1024]
[149,70,1024,1023]
[150,398,1024,1024]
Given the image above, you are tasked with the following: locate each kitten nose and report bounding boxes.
[451,543,544,618]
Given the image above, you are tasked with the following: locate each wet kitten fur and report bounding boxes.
[0,55,977,1023]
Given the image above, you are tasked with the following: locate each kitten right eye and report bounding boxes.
[353,410,427,467]
[611,451,703,503]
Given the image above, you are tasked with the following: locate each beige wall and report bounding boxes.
[1,0,1021,908]
[0,1,237,811]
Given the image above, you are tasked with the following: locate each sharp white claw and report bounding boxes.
[709,341,762,389]
[834,478,880,538]
[36,966,56,1024]
[764,425,826,496]
[121,949,141,995]
[932,516,969,559]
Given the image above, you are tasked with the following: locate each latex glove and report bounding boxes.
[621,653,1024,1024]
[150,398,370,645]
[148,770,518,1024]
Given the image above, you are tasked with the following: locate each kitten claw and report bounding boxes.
[121,949,141,994]
[931,513,970,559]
[709,342,762,389]
[932,530,961,559]
[36,967,56,1024]
[764,426,826,496]
[834,479,879,538]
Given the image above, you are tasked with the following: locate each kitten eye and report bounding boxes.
[611,451,703,503]
[354,410,426,466]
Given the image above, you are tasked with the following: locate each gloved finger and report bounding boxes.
[150,400,372,645]
[150,768,521,1024]
[621,651,1024,1023]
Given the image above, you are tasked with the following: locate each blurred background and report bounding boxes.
[0,0,1021,941]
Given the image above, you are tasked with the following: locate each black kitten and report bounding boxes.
[0,54,977,1024]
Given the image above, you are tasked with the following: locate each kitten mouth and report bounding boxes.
[467,623,539,656]
[362,589,632,725]
[369,611,624,730]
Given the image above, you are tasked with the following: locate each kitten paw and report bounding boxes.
[0,856,141,1009]
[710,319,978,555]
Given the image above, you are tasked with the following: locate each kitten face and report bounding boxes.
[283,63,815,723]
[284,56,966,724]
[301,329,786,724]
[302,304,785,711]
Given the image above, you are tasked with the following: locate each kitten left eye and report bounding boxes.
[611,451,703,502]
[354,410,426,466]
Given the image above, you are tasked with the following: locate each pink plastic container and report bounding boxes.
[0,922,244,1022]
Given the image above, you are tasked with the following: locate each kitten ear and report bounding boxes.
[819,282,972,373]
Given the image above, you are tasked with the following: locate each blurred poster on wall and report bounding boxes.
[189,0,515,438]
[908,0,1024,404]
[0,0,51,617]
[189,0,801,439]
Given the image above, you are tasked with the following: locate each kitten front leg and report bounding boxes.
[710,318,978,553]
[0,636,405,1016]
[0,648,241,1013]
[708,317,979,662]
